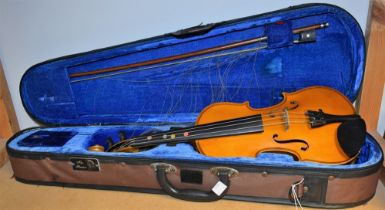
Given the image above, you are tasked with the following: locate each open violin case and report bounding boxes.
[7,3,384,208]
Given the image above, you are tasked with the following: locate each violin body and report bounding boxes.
[195,86,365,164]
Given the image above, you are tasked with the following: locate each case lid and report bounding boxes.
[20,4,365,126]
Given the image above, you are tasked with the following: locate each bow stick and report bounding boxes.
[69,22,329,79]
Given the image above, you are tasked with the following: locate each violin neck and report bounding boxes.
[129,114,264,147]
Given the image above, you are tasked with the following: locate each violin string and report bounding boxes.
[117,113,360,149]
[111,118,314,151]
[145,110,312,137]
[116,112,312,144]
[131,116,312,143]
[107,109,320,151]
[113,120,313,151]
[109,113,314,150]
[140,121,311,144]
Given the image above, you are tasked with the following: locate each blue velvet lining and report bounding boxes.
[8,126,382,169]
[20,5,365,125]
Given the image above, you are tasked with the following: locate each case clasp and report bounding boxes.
[70,158,100,171]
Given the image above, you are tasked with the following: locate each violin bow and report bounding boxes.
[69,22,329,80]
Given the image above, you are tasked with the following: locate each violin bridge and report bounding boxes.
[283,108,290,131]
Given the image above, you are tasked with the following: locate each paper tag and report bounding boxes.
[211,181,227,196]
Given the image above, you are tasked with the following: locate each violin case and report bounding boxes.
[6,3,384,208]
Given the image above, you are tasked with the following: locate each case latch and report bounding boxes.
[70,158,100,171]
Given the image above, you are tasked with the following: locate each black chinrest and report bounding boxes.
[337,118,366,157]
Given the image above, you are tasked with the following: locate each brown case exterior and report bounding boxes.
[7,128,383,209]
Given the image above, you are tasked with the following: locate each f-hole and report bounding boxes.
[272,134,309,151]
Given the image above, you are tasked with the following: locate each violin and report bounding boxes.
[88,86,366,165]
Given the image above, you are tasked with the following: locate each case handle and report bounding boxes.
[169,23,217,38]
[151,163,238,202]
